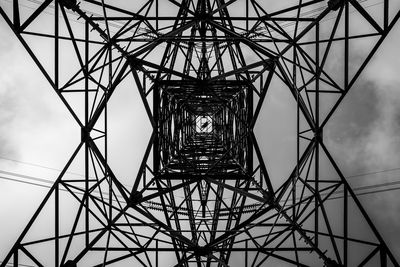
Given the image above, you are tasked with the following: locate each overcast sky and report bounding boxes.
[1,0,400,266]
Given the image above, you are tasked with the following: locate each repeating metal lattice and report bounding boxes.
[1,0,400,266]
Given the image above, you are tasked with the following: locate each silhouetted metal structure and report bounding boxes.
[1,0,400,266]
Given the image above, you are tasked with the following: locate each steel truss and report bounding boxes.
[1,0,400,266]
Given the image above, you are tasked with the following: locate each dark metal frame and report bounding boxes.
[1,0,400,266]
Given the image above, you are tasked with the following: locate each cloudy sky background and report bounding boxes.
[1,0,400,265]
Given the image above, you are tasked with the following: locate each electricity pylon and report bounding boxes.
[1,0,400,266]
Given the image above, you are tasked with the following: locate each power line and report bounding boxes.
[0,261,34,267]
[3,154,400,181]
[0,155,86,177]
[1,168,400,199]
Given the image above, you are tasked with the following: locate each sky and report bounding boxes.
[1,0,400,266]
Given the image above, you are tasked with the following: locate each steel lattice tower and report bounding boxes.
[1,0,400,266]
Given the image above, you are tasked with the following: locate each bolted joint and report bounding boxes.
[327,0,345,11]
[324,258,342,267]
[62,260,77,267]
[128,191,143,207]
[59,0,78,10]
[262,190,272,202]
[81,127,90,142]
[314,127,323,142]
[265,57,277,70]
[192,246,212,257]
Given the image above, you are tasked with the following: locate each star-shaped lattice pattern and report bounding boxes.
[1,0,400,266]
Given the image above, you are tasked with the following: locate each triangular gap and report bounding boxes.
[317,6,344,41]
[22,240,60,266]
[102,46,129,86]
[223,7,247,31]
[346,196,380,248]
[10,248,46,267]
[60,42,107,91]
[293,18,318,47]
[13,0,52,31]
[85,178,119,226]
[254,74,296,191]
[388,1,400,24]
[314,233,345,264]
[295,251,332,267]
[1,0,15,24]
[57,34,86,89]
[313,193,346,261]
[85,49,124,95]
[280,19,316,45]
[258,221,296,249]
[292,233,325,266]
[112,207,169,247]
[348,241,381,266]
[81,0,146,18]
[251,66,270,108]
[297,91,315,134]
[269,250,307,267]
[108,71,151,189]
[212,180,263,231]
[209,40,236,75]
[20,33,55,83]
[140,43,171,69]
[58,181,92,234]
[85,63,123,126]
[319,144,383,248]
[228,206,280,246]
[157,5,187,31]
[242,217,306,265]
[318,37,346,89]
[19,0,54,34]
[296,90,315,135]
[22,190,56,244]
[109,18,145,43]
[58,4,86,40]
[87,90,107,131]
[165,42,191,75]
[296,77,317,124]
[314,14,347,91]
[113,225,157,254]
[93,229,147,255]
[251,1,294,17]
[139,181,187,224]
[317,39,344,92]
[347,35,380,86]
[110,221,154,252]
[222,0,247,19]
[250,251,298,267]
[277,48,296,81]
[15,143,84,247]
[255,19,293,48]
[80,250,147,267]
[292,46,317,88]
[349,0,385,34]
[121,205,194,248]
[317,89,343,126]
[89,110,105,148]
[20,186,99,264]
[293,42,318,80]
[83,143,130,206]
[252,155,267,192]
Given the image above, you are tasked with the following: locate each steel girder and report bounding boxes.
[0,0,400,266]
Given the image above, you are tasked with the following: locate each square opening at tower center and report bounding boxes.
[196,115,213,133]
[156,80,252,175]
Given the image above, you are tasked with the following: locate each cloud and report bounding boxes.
[323,25,400,260]
[0,83,19,158]
[325,80,400,175]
